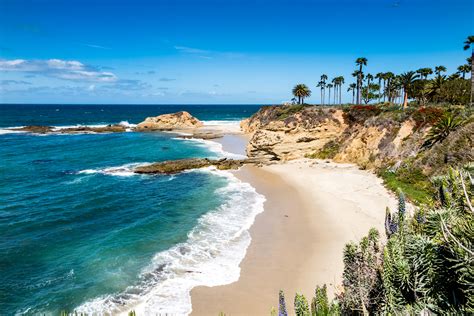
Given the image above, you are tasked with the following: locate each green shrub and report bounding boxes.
[312,141,340,159]
[379,168,433,206]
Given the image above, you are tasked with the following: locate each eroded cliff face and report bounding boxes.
[242,105,473,175]
[243,107,347,161]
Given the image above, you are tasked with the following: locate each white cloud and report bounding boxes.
[0,58,118,82]
[174,46,210,54]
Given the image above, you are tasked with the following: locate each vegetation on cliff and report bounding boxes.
[245,103,473,205]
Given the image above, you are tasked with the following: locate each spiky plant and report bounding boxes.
[294,293,310,316]
[279,290,288,316]
[422,113,464,149]
[310,285,329,316]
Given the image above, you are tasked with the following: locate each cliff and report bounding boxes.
[242,105,473,198]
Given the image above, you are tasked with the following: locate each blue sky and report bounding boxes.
[0,0,472,104]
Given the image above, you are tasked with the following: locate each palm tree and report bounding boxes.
[347,83,357,104]
[327,83,333,105]
[457,64,470,79]
[431,74,446,103]
[316,81,325,105]
[355,57,368,104]
[384,72,395,103]
[363,73,373,104]
[292,84,311,104]
[448,73,461,80]
[337,76,345,105]
[435,65,447,76]
[332,77,338,105]
[416,67,433,80]
[318,74,328,105]
[463,35,474,107]
[399,71,419,109]
[375,73,384,103]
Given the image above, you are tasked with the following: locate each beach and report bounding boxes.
[191,135,399,315]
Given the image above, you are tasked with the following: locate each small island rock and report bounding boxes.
[135,111,203,131]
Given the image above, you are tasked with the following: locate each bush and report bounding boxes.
[412,106,445,128]
[306,140,341,160]
[343,105,382,124]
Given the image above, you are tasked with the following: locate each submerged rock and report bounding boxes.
[134,158,248,174]
[135,111,203,131]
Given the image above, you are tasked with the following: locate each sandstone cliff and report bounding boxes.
[242,105,473,177]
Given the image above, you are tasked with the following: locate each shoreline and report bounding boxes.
[191,133,399,315]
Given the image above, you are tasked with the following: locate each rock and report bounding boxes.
[135,111,203,131]
[58,125,126,134]
[176,131,223,140]
[9,125,126,134]
[134,158,248,174]
[12,125,54,133]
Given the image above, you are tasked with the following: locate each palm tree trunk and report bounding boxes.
[383,80,386,102]
[471,50,474,107]
[339,84,342,105]
[357,75,360,104]
[403,91,408,109]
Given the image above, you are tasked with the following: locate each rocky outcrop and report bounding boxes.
[59,125,126,134]
[134,158,249,174]
[176,131,223,140]
[13,126,55,134]
[244,106,347,161]
[135,111,203,131]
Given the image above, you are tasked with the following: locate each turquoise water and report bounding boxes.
[0,104,264,314]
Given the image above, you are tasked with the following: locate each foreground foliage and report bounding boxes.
[279,167,473,315]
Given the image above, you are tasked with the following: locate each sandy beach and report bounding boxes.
[191,135,399,315]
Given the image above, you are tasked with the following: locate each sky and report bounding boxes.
[0,0,472,104]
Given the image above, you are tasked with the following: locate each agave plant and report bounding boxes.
[422,113,464,148]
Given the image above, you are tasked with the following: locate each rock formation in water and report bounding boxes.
[11,125,127,134]
[135,111,203,131]
[134,158,248,174]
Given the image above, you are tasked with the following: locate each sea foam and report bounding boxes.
[77,163,149,177]
[75,167,265,315]
[173,137,247,160]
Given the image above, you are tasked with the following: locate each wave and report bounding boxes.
[75,167,265,315]
[0,126,27,135]
[76,163,149,177]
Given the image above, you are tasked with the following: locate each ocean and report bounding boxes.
[0,104,264,315]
